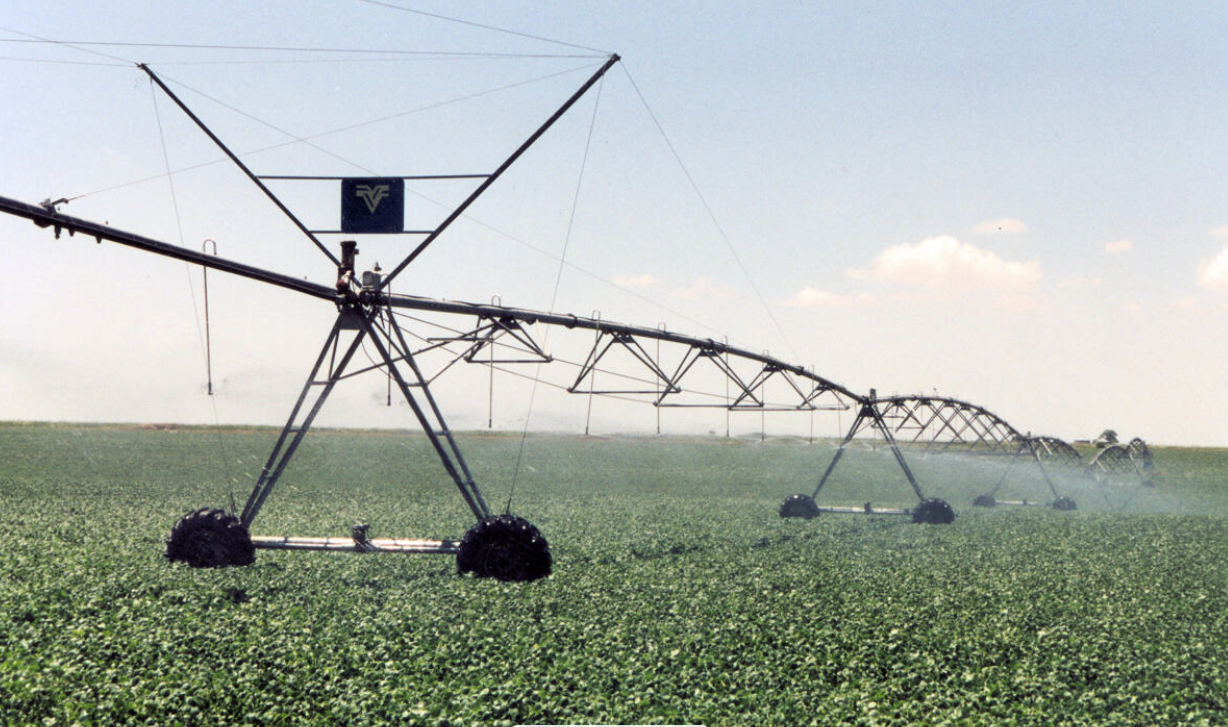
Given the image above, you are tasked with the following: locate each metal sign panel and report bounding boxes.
[341,178,404,233]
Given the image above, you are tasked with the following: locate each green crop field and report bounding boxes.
[1,421,1226,726]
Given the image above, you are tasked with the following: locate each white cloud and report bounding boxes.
[1209,226,1228,239]
[1104,239,1133,254]
[782,287,874,308]
[1057,275,1103,290]
[670,277,733,301]
[1122,302,1142,314]
[847,235,1042,291]
[1172,295,1203,313]
[1197,247,1228,291]
[612,274,657,288]
[994,293,1050,312]
[973,218,1029,235]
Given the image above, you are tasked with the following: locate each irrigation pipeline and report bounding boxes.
[0,193,1151,481]
[0,192,852,389]
[382,292,864,403]
[0,196,336,301]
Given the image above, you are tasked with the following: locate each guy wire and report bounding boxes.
[506,75,604,514]
[151,83,237,512]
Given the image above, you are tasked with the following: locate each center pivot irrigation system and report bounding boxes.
[4,56,625,582]
[2,54,1150,580]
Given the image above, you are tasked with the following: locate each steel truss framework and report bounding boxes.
[3,54,1162,574]
[856,395,1154,504]
[1088,439,1155,485]
[872,395,1081,508]
[1032,436,1084,468]
[2,55,621,579]
[876,396,1025,455]
[1,49,957,576]
[0,188,959,524]
[972,437,1073,511]
[0,181,1161,532]
[2,187,1161,536]
[409,319,1156,515]
[387,295,861,413]
[876,396,1157,475]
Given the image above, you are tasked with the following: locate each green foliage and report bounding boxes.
[1,424,1226,726]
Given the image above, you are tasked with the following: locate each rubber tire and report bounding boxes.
[457,515,552,582]
[911,498,956,525]
[972,494,997,508]
[165,508,255,568]
[779,493,821,519]
[1051,496,1077,511]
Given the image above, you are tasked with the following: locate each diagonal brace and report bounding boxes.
[240,313,366,526]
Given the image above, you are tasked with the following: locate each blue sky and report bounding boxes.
[3,1,1228,445]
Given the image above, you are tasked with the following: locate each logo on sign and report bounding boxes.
[341,178,404,234]
[355,184,391,214]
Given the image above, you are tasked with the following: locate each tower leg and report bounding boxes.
[361,312,491,521]
[240,312,367,527]
[791,392,953,524]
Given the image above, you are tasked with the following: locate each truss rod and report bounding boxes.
[811,403,876,499]
[0,193,865,410]
[885,402,950,445]
[379,53,621,291]
[668,347,759,407]
[811,393,927,502]
[879,395,1026,446]
[364,314,491,520]
[240,313,365,526]
[140,65,341,267]
[1027,436,1062,500]
[259,174,489,181]
[871,413,927,502]
[989,434,1062,500]
[381,292,862,405]
[568,332,678,396]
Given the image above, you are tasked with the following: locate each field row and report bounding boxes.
[2,424,1226,726]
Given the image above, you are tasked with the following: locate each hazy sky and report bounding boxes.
[4,1,1228,445]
